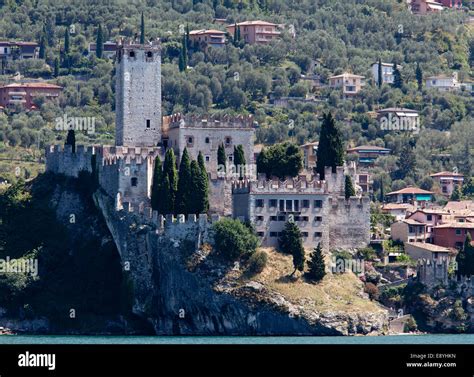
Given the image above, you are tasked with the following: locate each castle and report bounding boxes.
[45,39,370,252]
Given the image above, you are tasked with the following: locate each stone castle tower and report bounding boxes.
[115,40,162,147]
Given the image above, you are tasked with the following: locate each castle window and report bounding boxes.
[314,200,322,208]
[256,216,264,221]
[131,177,138,187]
[129,51,135,58]
[205,137,210,144]
[146,119,151,128]
[277,215,285,221]
[228,156,233,162]
[187,136,194,147]
[270,232,278,238]
[147,51,153,58]
[257,232,264,237]
[270,216,277,221]
[269,199,277,207]
[256,199,264,208]
[225,137,232,146]
[301,232,308,238]
[314,232,322,238]
[302,200,310,208]
[205,155,210,162]
[314,216,322,222]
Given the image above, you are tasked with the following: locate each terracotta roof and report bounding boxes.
[387,187,434,196]
[405,242,451,253]
[382,203,414,210]
[402,219,426,226]
[228,20,278,27]
[377,107,419,114]
[330,72,365,79]
[444,201,474,212]
[430,171,464,178]
[189,29,226,35]
[347,145,390,152]
[410,208,449,215]
[434,222,474,229]
[1,82,62,89]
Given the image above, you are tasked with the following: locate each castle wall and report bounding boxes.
[327,196,371,250]
[209,178,232,216]
[166,114,255,176]
[45,145,95,177]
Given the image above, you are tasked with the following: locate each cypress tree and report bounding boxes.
[64,26,70,54]
[182,34,187,68]
[178,50,185,72]
[457,233,474,277]
[54,57,59,77]
[96,24,103,59]
[189,160,207,214]
[217,143,226,174]
[151,156,163,212]
[315,113,344,180]
[233,23,238,45]
[236,25,241,43]
[140,12,145,44]
[344,175,356,199]
[39,35,46,59]
[65,129,76,153]
[416,62,423,91]
[379,180,385,203]
[451,185,462,201]
[279,221,305,276]
[176,148,192,214]
[392,63,403,89]
[162,148,178,214]
[377,58,383,88]
[307,243,326,282]
[233,144,246,179]
[198,152,209,213]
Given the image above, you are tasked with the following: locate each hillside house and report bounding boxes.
[226,21,280,45]
[329,73,365,96]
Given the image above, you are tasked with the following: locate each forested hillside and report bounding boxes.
[0,0,473,197]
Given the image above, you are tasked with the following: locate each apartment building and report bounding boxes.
[0,82,62,110]
[329,72,365,96]
[226,21,280,45]
[189,29,226,49]
[371,62,401,85]
[430,171,464,196]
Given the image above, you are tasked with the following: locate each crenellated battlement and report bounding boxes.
[328,195,370,208]
[163,113,256,130]
[417,257,450,287]
[232,175,327,194]
[45,144,97,178]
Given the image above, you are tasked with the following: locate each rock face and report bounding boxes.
[96,192,388,336]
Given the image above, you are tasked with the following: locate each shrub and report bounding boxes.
[404,316,417,333]
[212,218,259,261]
[357,247,377,261]
[364,282,379,300]
[247,250,268,274]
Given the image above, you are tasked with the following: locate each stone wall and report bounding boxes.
[45,144,95,178]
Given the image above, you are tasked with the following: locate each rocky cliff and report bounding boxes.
[95,191,388,336]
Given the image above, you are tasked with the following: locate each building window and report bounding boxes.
[269,199,277,207]
[256,216,264,221]
[314,200,322,208]
[301,216,309,222]
[187,136,194,147]
[225,137,232,146]
[146,119,150,128]
[270,216,277,221]
[314,216,322,222]
[427,215,432,221]
[301,232,308,238]
[286,200,293,211]
[314,232,322,238]
[270,232,278,237]
[257,232,264,237]
[278,215,286,221]
[279,200,284,211]
[228,156,233,162]
[302,200,310,208]
[131,177,138,187]
[456,229,462,235]
[129,51,135,58]
[205,155,210,162]
[294,200,299,212]
[147,51,153,58]
[256,199,264,208]
[205,137,210,144]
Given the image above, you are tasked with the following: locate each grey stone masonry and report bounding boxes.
[115,40,162,147]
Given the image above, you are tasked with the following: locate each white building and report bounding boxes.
[371,62,401,85]
[425,72,474,93]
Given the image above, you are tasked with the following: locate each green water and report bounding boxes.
[0,334,473,344]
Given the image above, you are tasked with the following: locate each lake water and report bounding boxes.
[0,334,473,344]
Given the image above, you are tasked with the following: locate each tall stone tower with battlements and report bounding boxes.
[115,40,162,147]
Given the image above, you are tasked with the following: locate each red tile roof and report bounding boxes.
[387,187,434,196]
